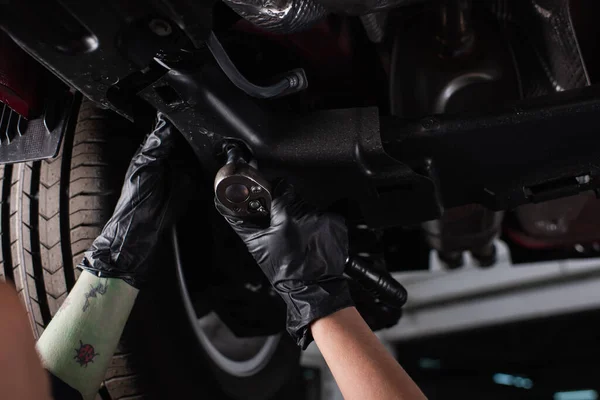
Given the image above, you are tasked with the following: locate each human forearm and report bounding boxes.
[36,272,138,400]
[0,283,51,400]
[311,307,427,400]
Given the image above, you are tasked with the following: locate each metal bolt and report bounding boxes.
[576,174,591,185]
[149,19,172,37]
[225,184,249,203]
[288,75,299,88]
[244,283,262,292]
[248,200,261,210]
[250,186,262,194]
[421,117,439,131]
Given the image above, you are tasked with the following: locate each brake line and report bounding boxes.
[206,31,308,99]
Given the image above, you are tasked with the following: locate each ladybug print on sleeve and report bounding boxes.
[74,340,99,367]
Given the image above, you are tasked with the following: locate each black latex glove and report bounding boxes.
[217,185,354,349]
[79,114,179,288]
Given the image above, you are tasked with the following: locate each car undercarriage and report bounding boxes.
[2,0,600,398]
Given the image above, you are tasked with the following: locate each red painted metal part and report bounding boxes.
[507,196,600,249]
[0,31,41,118]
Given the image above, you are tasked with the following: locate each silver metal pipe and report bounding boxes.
[222,0,426,33]
[317,0,424,15]
[222,0,327,33]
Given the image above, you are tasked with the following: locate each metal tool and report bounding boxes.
[345,257,407,309]
[214,143,272,218]
[215,143,408,309]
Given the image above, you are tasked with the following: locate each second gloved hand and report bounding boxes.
[217,186,354,349]
[79,114,179,288]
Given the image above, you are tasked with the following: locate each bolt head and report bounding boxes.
[225,184,249,203]
[149,19,172,36]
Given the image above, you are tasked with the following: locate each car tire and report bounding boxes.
[0,98,144,399]
[171,228,302,400]
[125,232,302,400]
[0,97,301,400]
[205,332,301,400]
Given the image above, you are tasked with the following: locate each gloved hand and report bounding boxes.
[217,185,354,349]
[79,114,179,288]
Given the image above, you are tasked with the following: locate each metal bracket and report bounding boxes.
[0,89,75,164]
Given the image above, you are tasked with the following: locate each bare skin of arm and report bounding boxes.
[0,282,51,400]
[311,307,427,400]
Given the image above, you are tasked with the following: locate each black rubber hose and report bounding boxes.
[345,257,408,310]
[206,32,308,99]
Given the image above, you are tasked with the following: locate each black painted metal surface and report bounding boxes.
[3,0,600,229]
[0,90,75,164]
[382,85,600,222]
[141,55,600,228]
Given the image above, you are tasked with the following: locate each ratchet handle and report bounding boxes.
[214,144,272,219]
[345,257,408,310]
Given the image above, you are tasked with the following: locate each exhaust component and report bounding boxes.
[315,0,424,15]
[422,207,503,268]
[222,0,327,33]
[221,0,426,33]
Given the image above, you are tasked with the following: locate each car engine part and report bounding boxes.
[501,0,600,251]
[222,0,327,32]
[4,0,600,231]
[391,0,515,266]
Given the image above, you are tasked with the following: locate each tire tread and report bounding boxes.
[2,99,143,399]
